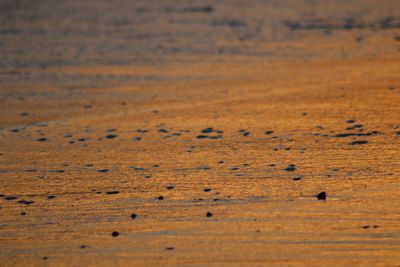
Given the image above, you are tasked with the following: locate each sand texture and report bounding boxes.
[1,0,400,266]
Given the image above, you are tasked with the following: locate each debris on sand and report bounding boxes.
[317,192,327,200]
[349,140,368,145]
[111,231,119,237]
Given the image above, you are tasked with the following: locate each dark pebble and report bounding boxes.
[317,192,327,200]
[349,140,368,145]
[106,191,119,195]
[284,164,296,172]
[111,231,119,237]
[201,127,214,133]
[105,134,118,139]
[208,135,223,139]
[4,196,18,200]
[206,212,213,217]
[18,200,33,205]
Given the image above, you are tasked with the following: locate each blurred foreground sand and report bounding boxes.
[1,1,400,266]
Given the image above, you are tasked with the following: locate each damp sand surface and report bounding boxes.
[1,1,400,266]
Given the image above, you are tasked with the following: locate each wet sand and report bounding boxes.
[1,1,400,266]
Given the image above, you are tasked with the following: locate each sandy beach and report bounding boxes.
[1,0,400,266]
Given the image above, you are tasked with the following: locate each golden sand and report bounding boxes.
[1,1,400,266]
